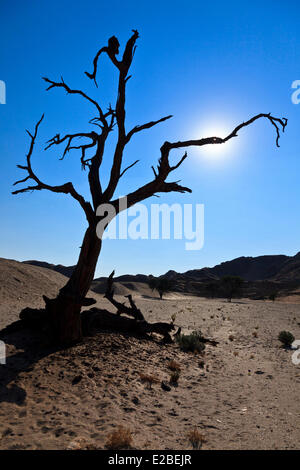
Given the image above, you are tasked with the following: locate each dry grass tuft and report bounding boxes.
[187,427,206,449]
[139,372,160,389]
[167,360,181,372]
[169,370,180,385]
[105,426,133,450]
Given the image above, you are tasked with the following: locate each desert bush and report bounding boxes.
[167,360,181,372]
[169,370,180,385]
[175,330,205,353]
[187,427,206,449]
[105,426,133,450]
[139,372,160,389]
[278,330,295,347]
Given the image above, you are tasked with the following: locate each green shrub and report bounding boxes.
[278,330,295,347]
[175,330,205,353]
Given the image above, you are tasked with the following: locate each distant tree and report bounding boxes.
[148,276,173,300]
[221,276,244,302]
[12,29,287,344]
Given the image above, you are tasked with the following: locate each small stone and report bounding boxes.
[72,375,82,385]
[161,381,171,392]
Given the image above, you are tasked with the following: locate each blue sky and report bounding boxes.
[0,0,300,277]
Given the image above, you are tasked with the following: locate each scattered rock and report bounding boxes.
[72,375,82,385]
[161,381,171,392]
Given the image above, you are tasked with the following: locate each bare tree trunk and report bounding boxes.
[44,224,101,344]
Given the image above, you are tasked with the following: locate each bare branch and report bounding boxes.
[126,115,173,142]
[45,131,98,169]
[166,113,287,151]
[103,31,140,201]
[85,36,121,86]
[104,271,145,321]
[12,116,94,223]
[42,77,107,124]
[112,112,287,212]
[85,30,139,88]
[119,159,139,178]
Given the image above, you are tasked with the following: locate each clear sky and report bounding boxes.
[0,0,300,277]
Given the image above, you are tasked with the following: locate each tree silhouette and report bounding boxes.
[13,30,287,344]
[221,276,244,302]
[148,276,173,300]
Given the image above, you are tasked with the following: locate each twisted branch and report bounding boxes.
[45,132,98,169]
[42,77,107,124]
[12,116,94,223]
[112,113,287,211]
[126,114,173,143]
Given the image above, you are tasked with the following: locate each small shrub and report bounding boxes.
[169,370,180,385]
[167,360,181,372]
[187,427,206,449]
[105,426,132,450]
[139,373,159,389]
[175,330,205,353]
[278,331,295,347]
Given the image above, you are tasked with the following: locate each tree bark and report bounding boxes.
[44,223,101,344]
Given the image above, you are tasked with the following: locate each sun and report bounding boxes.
[200,125,234,157]
[190,120,239,160]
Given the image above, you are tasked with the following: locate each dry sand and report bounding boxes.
[0,259,299,450]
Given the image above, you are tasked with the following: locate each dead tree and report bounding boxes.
[12,30,287,344]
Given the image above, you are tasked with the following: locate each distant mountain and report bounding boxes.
[272,252,300,283]
[23,251,300,298]
[22,260,75,279]
[169,255,291,282]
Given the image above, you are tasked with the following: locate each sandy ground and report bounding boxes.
[0,259,299,450]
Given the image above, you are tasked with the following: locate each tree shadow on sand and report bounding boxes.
[0,327,64,405]
[0,305,176,405]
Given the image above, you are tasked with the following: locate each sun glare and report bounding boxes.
[191,121,239,160]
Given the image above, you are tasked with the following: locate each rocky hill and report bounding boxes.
[23,251,300,299]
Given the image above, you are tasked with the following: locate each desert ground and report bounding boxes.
[0,258,299,450]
